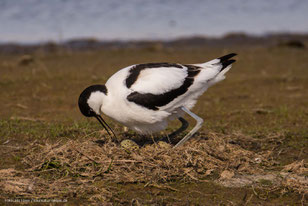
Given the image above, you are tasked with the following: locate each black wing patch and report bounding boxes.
[127,65,201,110]
[217,53,237,71]
[126,63,183,88]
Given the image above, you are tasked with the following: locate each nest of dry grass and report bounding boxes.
[22,132,268,182]
[0,132,306,202]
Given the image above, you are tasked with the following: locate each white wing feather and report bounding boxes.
[130,66,188,94]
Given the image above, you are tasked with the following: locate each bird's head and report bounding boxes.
[78,85,107,117]
[78,84,116,138]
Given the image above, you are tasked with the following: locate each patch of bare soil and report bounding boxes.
[0,132,307,203]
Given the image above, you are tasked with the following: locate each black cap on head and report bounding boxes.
[78,85,107,117]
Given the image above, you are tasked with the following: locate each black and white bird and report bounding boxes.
[78,53,237,148]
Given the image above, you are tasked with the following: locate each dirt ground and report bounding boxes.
[0,44,307,205]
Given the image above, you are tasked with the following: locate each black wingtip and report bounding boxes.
[218,53,237,71]
[218,53,237,61]
[221,59,235,70]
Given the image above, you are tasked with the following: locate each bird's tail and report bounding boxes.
[213,53,237,81]
[217,53,237,72]
[195,53,237,86]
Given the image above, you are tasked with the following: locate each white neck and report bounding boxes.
[87,91,106,115]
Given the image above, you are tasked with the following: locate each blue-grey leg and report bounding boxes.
[173,106,204,148]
